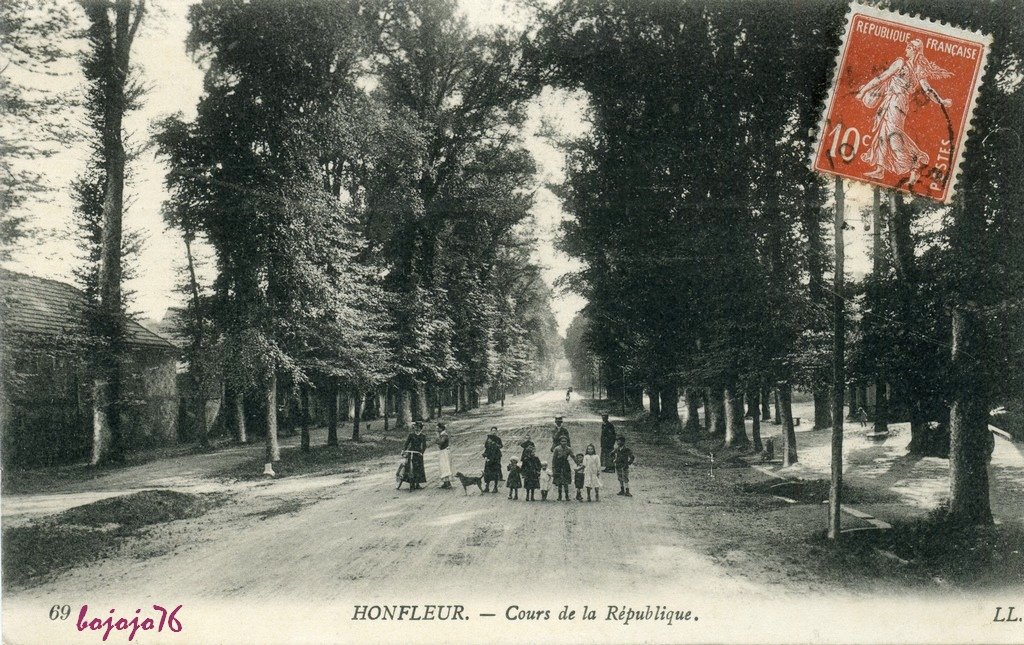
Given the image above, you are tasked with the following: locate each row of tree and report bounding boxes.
[156,0,563,461]
[3,0,562,465]
[543,0,1023,526]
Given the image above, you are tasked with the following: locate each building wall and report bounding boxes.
[122,349,179,448]
[1,346,179,467]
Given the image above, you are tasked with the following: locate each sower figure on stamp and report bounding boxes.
[483,428,503,493]
[600,413,616,472]
[856,38,953,187]
[436,422,452,489]
[401,422,428,490]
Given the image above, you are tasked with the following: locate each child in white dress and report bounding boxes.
[582,443,602,502]
[540,462,552,501]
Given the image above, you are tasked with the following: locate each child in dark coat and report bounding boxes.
[520,447,542,501]
[611,436,636,497]
[506,458,522,500]
[573,453,586,501]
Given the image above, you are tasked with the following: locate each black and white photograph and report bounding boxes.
[1,0,1022,643]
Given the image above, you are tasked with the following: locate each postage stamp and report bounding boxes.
[812,3,992,202]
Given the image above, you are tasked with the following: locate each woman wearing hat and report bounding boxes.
[436,422,453,489]
[401,422,428,490]
[483,428,504,493]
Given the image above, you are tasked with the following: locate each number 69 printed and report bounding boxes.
[49,604,72,620]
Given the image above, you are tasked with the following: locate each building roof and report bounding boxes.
[0,269,177,351]
[141,306,188,348]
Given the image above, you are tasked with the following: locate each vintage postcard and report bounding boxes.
[1,0,1021,643]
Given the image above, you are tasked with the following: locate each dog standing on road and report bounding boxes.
[454,472,484,494]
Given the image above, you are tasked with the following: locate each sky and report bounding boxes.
[6,0,875,335]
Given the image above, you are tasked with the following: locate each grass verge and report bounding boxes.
[215,434,405,481]
[2,490,221,589]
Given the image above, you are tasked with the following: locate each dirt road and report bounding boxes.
[3,391,757,602]
[6,390,1024,644]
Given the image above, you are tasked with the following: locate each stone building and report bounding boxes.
[0,269,179,466]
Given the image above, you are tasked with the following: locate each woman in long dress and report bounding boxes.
[483,429,503,493]
[436,423,452,489]
[401,422,427,490]
[856,38,953,187]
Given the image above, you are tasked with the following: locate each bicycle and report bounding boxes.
[395,449,423,489]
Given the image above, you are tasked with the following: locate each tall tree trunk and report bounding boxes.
[90,379,112,465]
[702,389,710,432]
[327,380,338,447]
[847,384,857,419]
[412,381,428,420]
[86,0,145,464]
[397,385,411,428]
[265,373,280,463]
[183,236,208,448]
[745,392,758,419]
[829,176,846,540]
[300,383,311,452]
[352,388,363,441]
[773,388,781,424]
[779,382,797,466]
[873,381,888,434]
[760,384,771,421]
[648,388,661,418]
[709,386,726,436]
[661,384,680,424]
[948,306,993,525]
[724,379,748,446]
[750,389,763,452]
[870,185,888,437]
[234,390,247,444]
[457,382,468,411]
[812,385,832,430]
[803,184,832,435]
[683,388,701,439]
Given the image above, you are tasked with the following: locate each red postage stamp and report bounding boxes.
[812,3,992,203]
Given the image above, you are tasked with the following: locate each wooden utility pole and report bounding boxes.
[872,189,888,435]
[829,176,846,540]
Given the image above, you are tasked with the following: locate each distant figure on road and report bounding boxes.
[600,413,616,472]
[551,416,570,451]
[436,423,452,490]
[483,428,503,493]
[566,387,573,402]
[857,407,869,428]
[611,435,635,497]
[401,422,427,490]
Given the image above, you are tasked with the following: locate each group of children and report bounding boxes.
[482,421,635,502]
